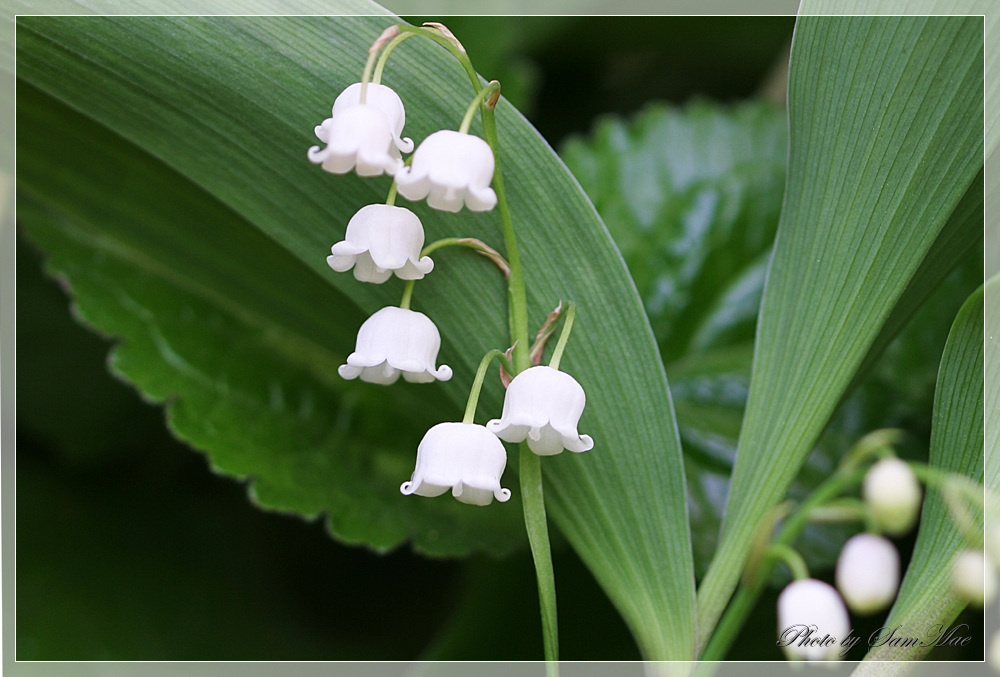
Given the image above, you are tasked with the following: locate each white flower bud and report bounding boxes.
[835,534,900,614]
[952,549,997,607]
[777,579,850,661]
[863,458,922,535]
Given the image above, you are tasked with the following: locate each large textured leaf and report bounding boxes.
[855,281,987,668]
[16,12,694,659]
[695,15,983,648]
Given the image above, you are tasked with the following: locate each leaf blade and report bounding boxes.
[16,13,696,659]
[696,15,984,648]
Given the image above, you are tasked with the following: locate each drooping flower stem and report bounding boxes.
[372,32,414,84]
[385,180,398,206]
[459,81,501,134]
[394,23,558,670]
[463,349,513,424]
[399,280,415,310]
[548,302,577,371]
[421,237,510,277]
[360,26,398,104]
[766,544,809,581]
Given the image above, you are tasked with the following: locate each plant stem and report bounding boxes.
[399,280,415,310]
[385,180,398,206]
[698,467,867,663]
[547,302,576,371]
[458,81,500,134]
[766,544,809,581]
[396,23,558,671]
[373,32,413,84]
[463,349,506,424]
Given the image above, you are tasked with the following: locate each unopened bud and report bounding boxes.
[863,458,922,535]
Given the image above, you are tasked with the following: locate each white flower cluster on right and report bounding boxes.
[777,456,923,661]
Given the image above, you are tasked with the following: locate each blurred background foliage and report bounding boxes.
[16,14,980,660]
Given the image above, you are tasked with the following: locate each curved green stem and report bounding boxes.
[394,23,556,671]
[463,349,508,424]
[808,497,877,533]
[399,280,415,310]
[386,180,398,206]
[766,544,809,581]
[699,466,867,662]
[394,24,480,88]
[373,32,413,84]
[420,237,510,275]
[547,302,576,370]
[459,81,501,134]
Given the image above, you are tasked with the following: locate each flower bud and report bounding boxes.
[776,579,850,661]
[862,458,922,535]
[835,534,899,614]
[952,549,997,607]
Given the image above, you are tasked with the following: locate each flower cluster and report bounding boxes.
[310,28,592,508]
[775,455,922,661]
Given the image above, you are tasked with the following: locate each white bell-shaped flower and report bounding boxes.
[326,82,414,156]
[338,307,452,385]
[400,422,512,506]
[327,204,434,283]
[308,101,403,177]
[776,579,850,661]
[835,534,900,614]
[487,366,594,456]
[394,130,498,212]
[862,458,923,535]
[952,549,997,607]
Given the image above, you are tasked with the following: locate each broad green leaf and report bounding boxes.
[855,281,986,668]
[560,100,982,581]
[16,12,695,659]
[696,16,984,649]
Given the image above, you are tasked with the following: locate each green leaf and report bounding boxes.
[858,281,986,665]
[560,100,982,583]
[696,15,984,649]
[16,12,694,659]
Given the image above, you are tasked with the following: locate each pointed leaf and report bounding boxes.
[855,280,986,667]
[16,12,695,659]
[696,15,984,647]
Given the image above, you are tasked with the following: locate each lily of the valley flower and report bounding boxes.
[835,534,899,614]
[338,307,452,384]
[394,130,498,212]
[400,422,512,506]
[308,83,414,177]
[328,204,434,283]
[487,365,594,456]
[328,82,414,156]
[776,579,850,661]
